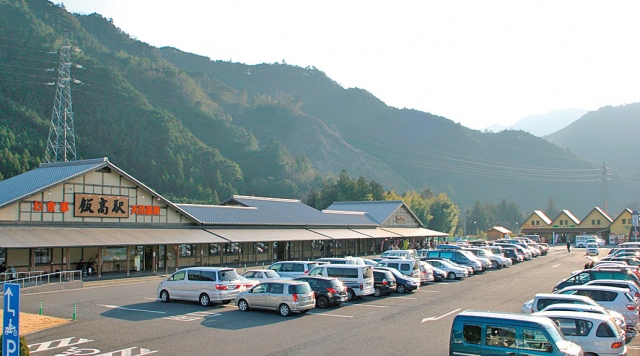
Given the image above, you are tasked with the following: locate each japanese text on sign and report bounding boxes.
[74,193,129,218]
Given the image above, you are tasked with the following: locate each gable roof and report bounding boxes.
[556,209,580,225]
[179,195,378,227]
[325,200,421,225]
[530,210,552,225]
[489,226,512,234]
[612,208,634,222]
[586,207,614,223]
[0,157,200,223]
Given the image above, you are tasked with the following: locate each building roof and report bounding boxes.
[489,226,512,234]
[532,210,552,225]
[325,200,421,225]
[559,209,581,225]
[178,196,378,227]
[590,206,614,223]
[612,208,634,222]
[0,157,200,223]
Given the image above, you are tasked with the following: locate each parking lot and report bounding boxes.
[19,246,640,355]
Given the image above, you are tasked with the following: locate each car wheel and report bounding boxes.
[279,303,291,316]
[160,290,170,303]
[397,284,407,293]
[199,293,210,307]
[317,295,330,308]
[491,261,499,269]
[447,272,456,280]
[373,287,382,297]
[347,288,356,301]
[238,299,249,311]
[221,300,231,305]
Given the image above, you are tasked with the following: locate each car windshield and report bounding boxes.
[290,283,312,294]
[219,269,239,281]
[264,270,279,278]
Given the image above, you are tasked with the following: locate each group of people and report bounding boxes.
[76,258,96,275]
[0,262,17,280]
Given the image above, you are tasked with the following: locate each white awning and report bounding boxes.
[307,229,371,240]
[206,228,331,242]
[0,228,227,248]
[349,228,402,238]
[381,227,449,237]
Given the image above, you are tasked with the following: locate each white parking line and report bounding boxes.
[389,296,417,300]
[309,312,354,318]
[98,304,166,314]
[343,303,388,308]
[416,290,439,293]
[552,264,561,268]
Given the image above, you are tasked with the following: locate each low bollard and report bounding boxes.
[244,264,247,273]
[39,300,43,316]
[72,304,76,321]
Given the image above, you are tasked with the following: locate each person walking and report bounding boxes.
[566,239,571,253]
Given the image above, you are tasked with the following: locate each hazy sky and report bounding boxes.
[60,0,640,130]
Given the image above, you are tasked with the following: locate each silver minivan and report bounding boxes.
[235,280,315,316]
[157,267,242,306]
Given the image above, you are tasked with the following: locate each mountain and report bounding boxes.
[486,109,587,136]
[0,0,628,217]
[546,103,640,204]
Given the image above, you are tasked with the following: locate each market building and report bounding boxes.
[0,158,448,278]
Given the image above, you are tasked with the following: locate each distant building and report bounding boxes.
[486,226,512,241]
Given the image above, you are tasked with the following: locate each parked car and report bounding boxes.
[361,258,378,266]
[541,303,627,332]
[296,276,347,308]
[425,256,473,275]
[586,279,640,301]
[522,293,602,314]
[585,242,599,256]
[375,266,419,293]
[554,285,639,327]
[235,280,315,316]
[241,269,283,283]
[600,256,640,267]
[372,268,397,297]
[237,275,260,291]
[553,268,640,292]
[450,310,583,356]
[537,243,550,255]
[380,249,416,260]
[267,261,319,278]
[432,267,446,282]
[417,261,435,284]
[463,247,509,269]
[424,249,484,273]
[501,247,523,263]
[423,258,468,280]
[315,257,366,265]
[307,264,375,300]
[534,310,626,356]
[375,259,422,280]
[158,267,242,306]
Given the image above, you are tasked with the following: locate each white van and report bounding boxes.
[307,264,374,300]
[375,258,421,280]
[157,267,242,306]
[575,235,599,248]
[380,249,416,260]
[315,257,365,265]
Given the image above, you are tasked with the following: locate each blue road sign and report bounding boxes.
[3,283,20,356]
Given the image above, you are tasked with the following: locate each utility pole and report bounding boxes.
[45,31,77,162]
[601,162,608,213]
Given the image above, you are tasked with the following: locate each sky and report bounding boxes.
[60,0,640,130]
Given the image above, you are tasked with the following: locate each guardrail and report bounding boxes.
[0,270,83,289]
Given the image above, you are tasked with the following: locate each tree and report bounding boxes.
[545,196,560,220]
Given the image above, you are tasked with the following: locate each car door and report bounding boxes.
[184,270,202,301]
[248,283,269,309]
[164,270,187,299]
[266,283,285,309]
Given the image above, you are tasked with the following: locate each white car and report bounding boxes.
[586,279,640,303]
[417,261,435,284]
[423,258,468,280]
[554,285,639,327]
[535,310,626,356]
[585,242,599,256]
[540,303,627,333]
[241,269,284,283]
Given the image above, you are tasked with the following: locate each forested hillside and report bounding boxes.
[0,0,630,219]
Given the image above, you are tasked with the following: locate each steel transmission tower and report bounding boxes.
[45,31,77,162]
[601,162,609,213]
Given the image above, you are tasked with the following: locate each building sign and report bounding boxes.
[33,201,69,213]
[130,205,161,216]
[74,193,129,218]
[395,215,406,224]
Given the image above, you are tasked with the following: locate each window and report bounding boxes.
[209,244,220,255]
[623,219,627,224]
[252,284,267,293]
[400,263,410,272]
[179,244,196,257]
[531,220,535,225]
[200,270,216,281]
[268,283,284,294]
[597,220,601,225]
[292,264,305,272]
[218,269,239,281]
[170,271,185,281]
[523,328,551,351]
[552,318,592,336]
[34,248,51,264]
[187,270,200,281]
[485,325,516,348]
[592,220,596,225]
[596,321,617,337]
[462,324,481,344]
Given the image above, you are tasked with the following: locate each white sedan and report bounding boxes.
[241,269,284,283]
[585,243,599,256]
[423,259,468,280]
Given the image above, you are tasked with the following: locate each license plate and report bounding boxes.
[341,296,347,301]
[303,296,309,302]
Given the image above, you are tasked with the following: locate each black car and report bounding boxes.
[374,267,419,293]
[552,268,640,292]
[372,269,397,297]
[296,276,347,308]
[502,248,520,263]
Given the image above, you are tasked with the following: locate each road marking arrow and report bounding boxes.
[421,308,461,323]
[5,286,15,317]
